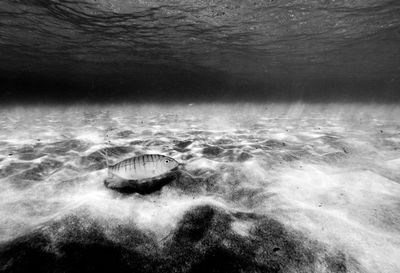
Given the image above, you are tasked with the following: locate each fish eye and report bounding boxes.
[165,160,170,163]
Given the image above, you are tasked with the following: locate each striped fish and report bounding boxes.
[107,154,179,181]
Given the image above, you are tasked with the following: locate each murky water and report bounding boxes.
[1,0,399,81]
[0,103,399,272]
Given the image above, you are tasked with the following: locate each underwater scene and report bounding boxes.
[1,103,400,273]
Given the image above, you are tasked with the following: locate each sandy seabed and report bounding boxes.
[0,103,400,273]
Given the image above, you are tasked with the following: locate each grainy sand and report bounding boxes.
[1,103,400,273]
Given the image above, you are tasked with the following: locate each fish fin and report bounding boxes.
[104,173,127,188]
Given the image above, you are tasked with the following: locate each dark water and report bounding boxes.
[1,104,400,272]
[0,0,399,100]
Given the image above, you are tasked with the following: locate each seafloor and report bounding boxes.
[0,103,400,273]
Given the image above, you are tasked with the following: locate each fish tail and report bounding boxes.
[101,129,114,169]
[105,148,109,168]
[98,149,110,169]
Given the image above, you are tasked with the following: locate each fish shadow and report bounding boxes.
[104,173,178,195]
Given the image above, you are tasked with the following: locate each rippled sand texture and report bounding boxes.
[1,103,400,273]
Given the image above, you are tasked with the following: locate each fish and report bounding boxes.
[99,150,180,182]
[109,154,179,181]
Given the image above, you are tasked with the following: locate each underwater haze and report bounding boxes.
[0,0,400,101]
[1,0,400,272]
[1,104,400,273]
